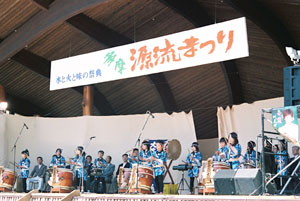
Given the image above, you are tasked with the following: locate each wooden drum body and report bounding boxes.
[50,167,75,193]
[213,161,230,172]
[129,164,153,194]
[118,168,132,193]
[0,168,15,192]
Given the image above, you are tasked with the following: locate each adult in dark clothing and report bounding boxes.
[85,155,94,192]
[116,154,131,177]
[287,146,300,193]
[262,139,276,175]
[26,157,47,192]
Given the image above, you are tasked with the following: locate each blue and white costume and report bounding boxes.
[139,150,152,167]
[213,146,230,162]
[228,144,242,169]
[18,157,30,178]
[152,150,167,176]
[50,155,66,168]
[186,151,202,177]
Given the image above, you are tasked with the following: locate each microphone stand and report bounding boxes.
[81,137,94,193]
[133,111,153,194]
[10,124,27,192]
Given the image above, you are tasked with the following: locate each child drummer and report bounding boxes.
[213,137,229,162]
[152,140,167,194]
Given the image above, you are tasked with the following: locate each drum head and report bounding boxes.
[167,139,181,160]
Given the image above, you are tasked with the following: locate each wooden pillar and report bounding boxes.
[0,85,5,102]
[82,85,93,116]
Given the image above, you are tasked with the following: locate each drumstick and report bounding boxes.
[9,161,18,167]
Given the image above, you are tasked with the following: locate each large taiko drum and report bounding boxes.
[118,167,132,191]
[129,164,153,194]
[0,168,15,192]
[50,168,74,193]
[148,139,181,160]
[213,161,230,172]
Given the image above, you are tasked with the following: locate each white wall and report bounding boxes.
[0,112,197,184]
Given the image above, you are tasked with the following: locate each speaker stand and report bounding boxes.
[177,171,190,194]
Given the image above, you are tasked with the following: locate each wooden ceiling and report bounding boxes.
[0,0,297,139]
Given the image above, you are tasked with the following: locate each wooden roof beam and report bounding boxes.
[6,93,44,116]
[67,13,178,112]
[0,0,115,115]
[0,0,109,66]
[11,50,115,115]
[29,0,55,10]
[228,0,297,64]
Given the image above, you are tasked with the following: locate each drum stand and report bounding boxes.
[10,123,27,192]
[177,170,190,194]
[133,111,154,194]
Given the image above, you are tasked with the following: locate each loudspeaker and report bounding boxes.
[234,168,262,195]
[284,66,300,106]
[213,169,236,195]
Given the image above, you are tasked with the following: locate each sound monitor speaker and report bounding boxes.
[234,168,262,195]
[213,169,236,195]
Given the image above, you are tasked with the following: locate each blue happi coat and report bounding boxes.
[72,155,88,180]
[243,150,257,167]
[18,157,30,178]
[152,150,167,176]
[228,144,242,169]
[128,155,139,164]
[93,158,107,177]
[50,155,66,168]
[275,150,288,176]
[186,151,202,177]
[139,150,152,167]
[213,146,229,162]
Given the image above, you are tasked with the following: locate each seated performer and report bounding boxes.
[243,141,258,167]
[49,148,66,168]
[26,157,47,192]
[17,149,30,193]
[128,148,139,164]
[71,146,88,190]
[85,155,93,192]
[152,140,167,194]
[213,137,229,162]
[92,150,107,193]
[227,132,242,169]
[102,156,115,189]
[139,140,152,167]
[186,142,202,194]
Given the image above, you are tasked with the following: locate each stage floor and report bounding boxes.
[1,193,300,201]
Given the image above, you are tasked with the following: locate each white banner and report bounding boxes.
[50,17,248,90]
